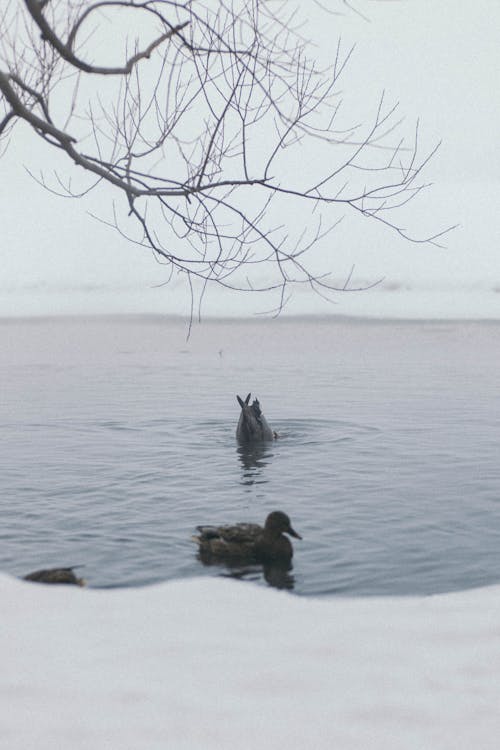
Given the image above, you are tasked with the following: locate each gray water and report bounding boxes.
[1,316,499,596]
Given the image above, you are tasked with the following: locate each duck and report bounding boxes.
[236,393,276,442]
[22,567,86,586]
[193,511,301,564]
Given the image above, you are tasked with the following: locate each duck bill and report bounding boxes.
[287,526,302,540]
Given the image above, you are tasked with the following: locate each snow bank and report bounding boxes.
[2,574,499,749]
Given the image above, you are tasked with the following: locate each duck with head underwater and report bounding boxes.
[236,393,276,442]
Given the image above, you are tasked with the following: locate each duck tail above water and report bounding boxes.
[236,393,275,443]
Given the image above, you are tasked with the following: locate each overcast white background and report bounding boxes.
[1,0,499,318]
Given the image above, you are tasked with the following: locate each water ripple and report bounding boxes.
[2,318,500,596]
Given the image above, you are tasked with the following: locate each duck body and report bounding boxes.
[193,511,301,565]
[23,567,85,586]
[236,393,275,442]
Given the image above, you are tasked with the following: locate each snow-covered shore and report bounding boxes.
[3,573,499,749]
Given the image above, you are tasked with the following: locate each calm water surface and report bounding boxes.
[1,316,499,596]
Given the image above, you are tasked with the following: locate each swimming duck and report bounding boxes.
[236,393,276,442]
[22,567,85,586]
[193,511,301,564]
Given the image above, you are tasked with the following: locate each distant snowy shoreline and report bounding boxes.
[1,306,500,324]
[1,283,499,320]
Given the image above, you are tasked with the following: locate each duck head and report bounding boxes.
[264,511,302,540]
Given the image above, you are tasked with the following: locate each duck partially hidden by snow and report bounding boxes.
[193,511,301,565]
[236,393,276,442]
[23,567,85,586]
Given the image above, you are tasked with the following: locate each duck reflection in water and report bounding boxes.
[192,511,301,591]
[222,562,296,591]
[237,440,273,475]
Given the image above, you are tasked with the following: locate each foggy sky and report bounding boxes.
[1,0,499,318]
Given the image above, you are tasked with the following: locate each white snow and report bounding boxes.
[2,572,500,749]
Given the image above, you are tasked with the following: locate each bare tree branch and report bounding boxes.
[0,0,451,315]
[24,0,189,76]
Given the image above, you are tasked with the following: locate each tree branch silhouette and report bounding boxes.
[0,0,453,313]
